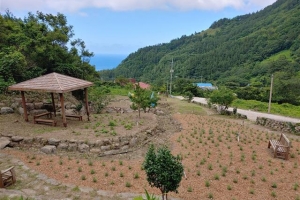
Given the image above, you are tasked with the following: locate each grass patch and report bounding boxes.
[167,97,205,115]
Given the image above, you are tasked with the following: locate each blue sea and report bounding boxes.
[89,54,128,71]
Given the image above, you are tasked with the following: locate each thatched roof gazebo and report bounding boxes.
[8,72,94,127]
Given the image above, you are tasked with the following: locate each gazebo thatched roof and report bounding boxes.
[8,72,93,93]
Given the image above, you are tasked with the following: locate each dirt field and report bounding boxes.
[1,96,300,200]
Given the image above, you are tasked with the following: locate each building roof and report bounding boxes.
[8,72,94,93]
[138,82,151,89]
[196,83,213,87]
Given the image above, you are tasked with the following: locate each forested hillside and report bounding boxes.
[0,11,99,93]
[101,0,300,104]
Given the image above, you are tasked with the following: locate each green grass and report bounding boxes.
[261,50,293,63]
[109,87,130,96]
[167,97,205,115]
[232,99,300,118]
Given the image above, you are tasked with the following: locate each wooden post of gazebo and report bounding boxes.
[21,91,28,122]
[51,93,56,117]
[59,93,67,127]
[84,88,90,121]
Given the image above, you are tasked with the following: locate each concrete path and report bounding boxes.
[175,96,300,123]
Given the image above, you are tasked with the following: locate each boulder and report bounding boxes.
[68,143,77,151]
[18,107,24,115]
[7,142,19,148]
[100,145,111,151]
[95,140,104,147]
[10,102,20,110]
[121,145,129,151]
[48,138,60,146]
[34,102,44,109]
[1,107,14,114]
[25,103,34,111]
[78,144,89,153]
[57,143,68,150]
[90,148,101,154]
[0,140,10,149]
[41,145,56,154]
[129,137,138,147]
[103,139,111,145]
[103,150,119,156]
[30,109,49,115]
[11,136,24,142]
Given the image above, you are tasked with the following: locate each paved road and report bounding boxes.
[180,96,300,123]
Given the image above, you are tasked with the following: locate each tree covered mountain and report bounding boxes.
[0,11,99,92]
[100,0,300,104]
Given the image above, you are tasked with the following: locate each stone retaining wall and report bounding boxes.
[0,125,162,155]
[256,117,300,134]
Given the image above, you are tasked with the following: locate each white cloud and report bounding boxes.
[0,0,276,13]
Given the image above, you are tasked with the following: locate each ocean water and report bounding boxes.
[89,54,127,71]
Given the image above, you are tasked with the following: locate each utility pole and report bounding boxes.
[268,74,274,114]
[170,58,174,96]
[200,76,203,83]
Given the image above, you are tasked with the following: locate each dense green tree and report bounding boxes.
[209,87,236,112]
[143,144,184,200]
[0,11,98,93]
[129,84,158,118]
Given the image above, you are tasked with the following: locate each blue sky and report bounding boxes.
[0,0,276,56]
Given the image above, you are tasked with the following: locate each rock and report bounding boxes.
[1,107,14,114]
[41,145,56,154]
[95,140,104,147]
[57,143,68,150]
[0,136,11,141]
[18,107,24,115]
[129,137,138,147]
[7,141,19,148]
[25,103,34,111]
[103,138,111,145]
[34,102,44,109]
[48,138,61,146]
[121,145,129,150]
[100,145,111,151]
[78,143,89,153]
[90,148,101,154]
[10,102,20,110]
[22,137,33,144]
[156,110,164,115]
[88,141,96,147]
[30,109,49,115]
[113,143,120,149]
[0,140,10,149]
[103,150,119,156]
[112,137,120,143]
[79,186,94,193]
[68,143,77,151]
[65,109,76,116]
[65,102,72,109]
[121,140,129,146]
[11,136,24,142]
[14,98,23,104]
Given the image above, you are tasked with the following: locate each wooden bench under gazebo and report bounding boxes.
[8,72,93,127]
